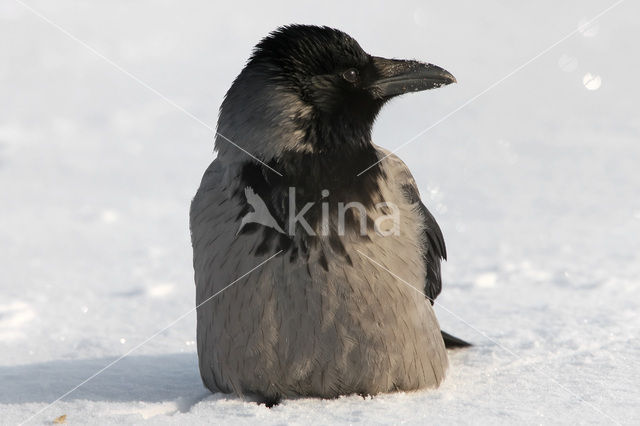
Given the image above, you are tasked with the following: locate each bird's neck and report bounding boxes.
[304,114,374,153]
[243,116,381,190]
[235,143,385,211]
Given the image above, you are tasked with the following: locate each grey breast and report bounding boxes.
[190,148,448,399]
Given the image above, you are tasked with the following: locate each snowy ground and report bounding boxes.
[1,0,639,424]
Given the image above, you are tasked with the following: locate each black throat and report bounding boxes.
[235,142,386,266]
[243,143,385,210]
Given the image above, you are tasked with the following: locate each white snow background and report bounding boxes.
[1,0,639,424]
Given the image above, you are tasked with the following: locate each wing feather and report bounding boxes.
[376,146,446,303]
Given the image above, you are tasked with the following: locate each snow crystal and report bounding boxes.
[101,209,120,224]
[583,73,602,91]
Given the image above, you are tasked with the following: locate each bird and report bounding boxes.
[190,24,469,406]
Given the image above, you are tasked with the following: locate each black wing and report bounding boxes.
[417,200,447,303]
[402,184,446,303]
[384,147,470,348]
[403,185,471,349]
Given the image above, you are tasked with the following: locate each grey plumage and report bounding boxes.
[190,25,466,404]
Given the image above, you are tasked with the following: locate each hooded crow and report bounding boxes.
[190,24,469,405]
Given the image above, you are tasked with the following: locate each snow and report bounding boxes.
[1,0,639,424]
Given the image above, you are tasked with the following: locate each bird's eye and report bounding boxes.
[342,68,359,83]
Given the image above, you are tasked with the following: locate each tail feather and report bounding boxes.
[441,330,471,349]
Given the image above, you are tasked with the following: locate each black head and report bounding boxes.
[216,25,456,159]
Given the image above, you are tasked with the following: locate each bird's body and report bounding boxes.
[191,146,447,400]
[190,25,467,403]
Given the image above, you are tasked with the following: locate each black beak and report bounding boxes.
[369,57,456,98]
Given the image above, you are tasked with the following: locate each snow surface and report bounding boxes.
[1,0,639,424]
